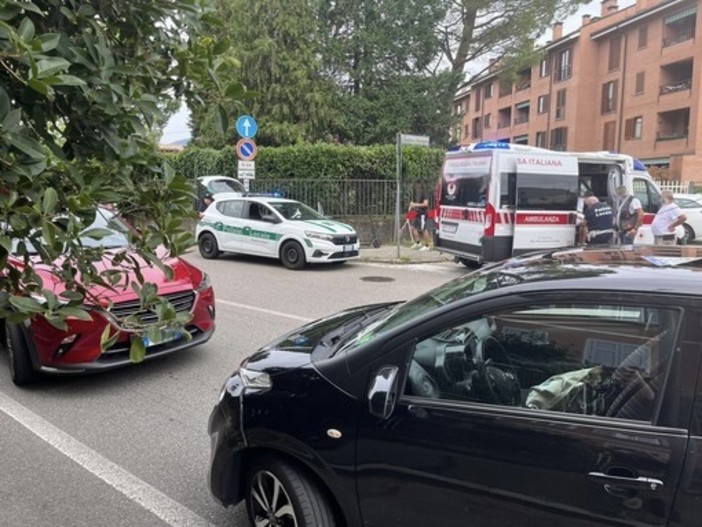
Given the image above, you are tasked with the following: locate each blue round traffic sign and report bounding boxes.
[236,115,258,138]
[236,138,257,161]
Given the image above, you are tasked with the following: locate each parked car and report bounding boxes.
[675,193,702,243]
[5,208,216,386]
[197,195,359,269]
[209,245,702,527]
[196,175,245,211]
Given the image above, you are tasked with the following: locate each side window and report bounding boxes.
[216,200,243,218]
[246,202,276,222]
[633,179,660,214]
[500,172,516,209]
[405,303,678,423]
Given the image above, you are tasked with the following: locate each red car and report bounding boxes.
[5,209,216,386]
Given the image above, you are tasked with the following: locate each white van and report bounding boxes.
[435,143,669,266]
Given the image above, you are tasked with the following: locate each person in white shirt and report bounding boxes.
[651,191,686,245]
[615,185,644,245]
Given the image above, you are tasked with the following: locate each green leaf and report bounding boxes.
[51,75,86,87]
[99,324,120,352]
[35,57,71,78]
[38,33,61,52]
[214,104,227,135]
[213,37,230,55]
[7,134,45,160]
[58,306,93,321]
[0,86,9,119]
[42,187,58,215]
[18,17,35,41]
[2,108,21,131]
[28,78,51,96]
[129,336,146,363]
[80,227,113,240]
[9,296,44,314]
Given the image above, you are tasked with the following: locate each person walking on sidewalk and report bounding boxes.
[409,183,433,251]
[651,191,686,245]
[615,185,644,245]
[580,195,614,245]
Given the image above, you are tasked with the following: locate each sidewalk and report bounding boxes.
[359,244,454,264]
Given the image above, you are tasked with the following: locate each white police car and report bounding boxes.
[196,194,360,269]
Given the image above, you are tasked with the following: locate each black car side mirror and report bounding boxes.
[368,366,399,420]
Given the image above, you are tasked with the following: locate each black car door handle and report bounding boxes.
[587,472,664,492]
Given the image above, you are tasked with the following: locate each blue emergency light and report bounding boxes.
[473,141,511,150]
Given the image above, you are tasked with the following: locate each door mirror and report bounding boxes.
[368,366,399,420]
[261,216,281,224]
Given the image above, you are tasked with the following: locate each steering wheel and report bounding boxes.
[474,336,521,406]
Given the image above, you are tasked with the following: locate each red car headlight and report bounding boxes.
[197,272,212,293]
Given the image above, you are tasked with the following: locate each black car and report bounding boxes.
[209,246,702,527]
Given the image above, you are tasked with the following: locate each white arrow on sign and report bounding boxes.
[243,119,251,136]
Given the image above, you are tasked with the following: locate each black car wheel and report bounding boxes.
[6,323,39,386]
[459,258,481,269]
[280,241,306,270]
[682,224,695,245]
[198,233,220,259]
[246,458,336,527]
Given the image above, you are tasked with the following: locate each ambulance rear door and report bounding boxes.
[512,153,579,255]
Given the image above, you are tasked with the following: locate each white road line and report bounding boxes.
[216,299,313,323]
[0,392,214,527]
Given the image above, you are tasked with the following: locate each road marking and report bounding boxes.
[216,299,313,323]
[0,392,214,527]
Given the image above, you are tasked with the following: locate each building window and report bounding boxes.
[608,35,622,71]
[539,58,550,78]
[474,89,481,112]
[659,58,694,95]
[483,113,492,129]
[464,124,470,139]
[554,48,572,82]
[550,127,567,151]
[484,83,494,99]
[638,25,648,49]
[603,121,616,151]
[472,117,482,138]
[555,89,566,120]
[635,72,645,95]
[454,102,463,115]
[498,79,512,98]
[535,131,547,148]
[453,125,462,143]
[663,8,697,48]
[537,94,549,114]
[601,80,618,114]
[625,116,643,140]
[656,108,690,141]
[513,134,529,145]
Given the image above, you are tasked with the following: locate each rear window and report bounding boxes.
[517,173,578,211]
[441,175,489,208]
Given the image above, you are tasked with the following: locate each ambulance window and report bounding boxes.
[633,179,661,214]
[442,175,489,208]
[500,172,516,208]
[517,173,578,211]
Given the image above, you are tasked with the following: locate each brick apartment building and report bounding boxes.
[453,0,701,181]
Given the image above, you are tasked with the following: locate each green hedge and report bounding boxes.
[167,143,445,182]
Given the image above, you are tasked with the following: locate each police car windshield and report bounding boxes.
[270,201,324,221]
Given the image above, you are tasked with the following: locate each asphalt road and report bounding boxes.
[0,253,465,527]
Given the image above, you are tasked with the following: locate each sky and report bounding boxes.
[159,0,638,144]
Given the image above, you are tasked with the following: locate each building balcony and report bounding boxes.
[660,79,692,95]
[662,30,695,48]
[497,120,511,129]
[554,64,572,83]
[515,80,531,92]
[656,131,688,141]
[514,115,530,125]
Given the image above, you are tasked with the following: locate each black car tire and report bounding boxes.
[198,232,220,259]
[682,224,695,245]
[280,241,306,270]
[6,323,39,386]
[246,457,336,527]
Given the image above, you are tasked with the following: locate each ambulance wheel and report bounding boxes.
[459,258,481,269]
[281,241,306,270]
[198,233,220,259]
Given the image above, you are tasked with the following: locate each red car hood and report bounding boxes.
[11,248,200,305]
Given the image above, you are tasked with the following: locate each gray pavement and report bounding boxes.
[359,243,454,264]
[0,254,465,527]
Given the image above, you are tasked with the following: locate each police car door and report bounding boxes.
[512,153,579,255]
[241,201,282,257]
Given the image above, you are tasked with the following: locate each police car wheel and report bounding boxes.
[280,241,306,270]
[198,233,220,260]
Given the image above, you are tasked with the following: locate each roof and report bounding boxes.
[472,246,702,298]
[591,0,693,40]
[212,193,295,204]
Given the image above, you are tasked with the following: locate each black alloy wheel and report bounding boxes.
[198,233,220,259]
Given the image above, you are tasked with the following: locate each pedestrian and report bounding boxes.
[615,185,644,245]
[199,192,214,213]
[651,190,686,245]
[409,183,432,251]
[580,195,614,245]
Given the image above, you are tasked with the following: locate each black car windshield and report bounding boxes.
[338,270,502,353]
[11,208,130,254]
[270,201,324,221]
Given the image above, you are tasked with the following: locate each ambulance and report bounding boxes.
[435,142,668,266]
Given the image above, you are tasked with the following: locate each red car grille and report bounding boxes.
[109,290,196,324]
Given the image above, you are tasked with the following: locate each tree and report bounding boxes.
[438,0,588,89]
[190,0,337,147]
[318,0,457,145]
[0,0,235,360]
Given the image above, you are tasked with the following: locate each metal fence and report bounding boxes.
[655,181,694,194]
[250,178,435,217]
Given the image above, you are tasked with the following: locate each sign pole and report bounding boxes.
[395,133,402,259]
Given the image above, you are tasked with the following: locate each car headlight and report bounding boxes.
[240,367,272,392]
[197,272,212,292]
[305,231,335,242]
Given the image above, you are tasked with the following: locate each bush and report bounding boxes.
[167,143,445,182]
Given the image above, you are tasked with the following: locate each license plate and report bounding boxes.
[442,223,458,234]
[343,244,354,252]
[143,329,183,348]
